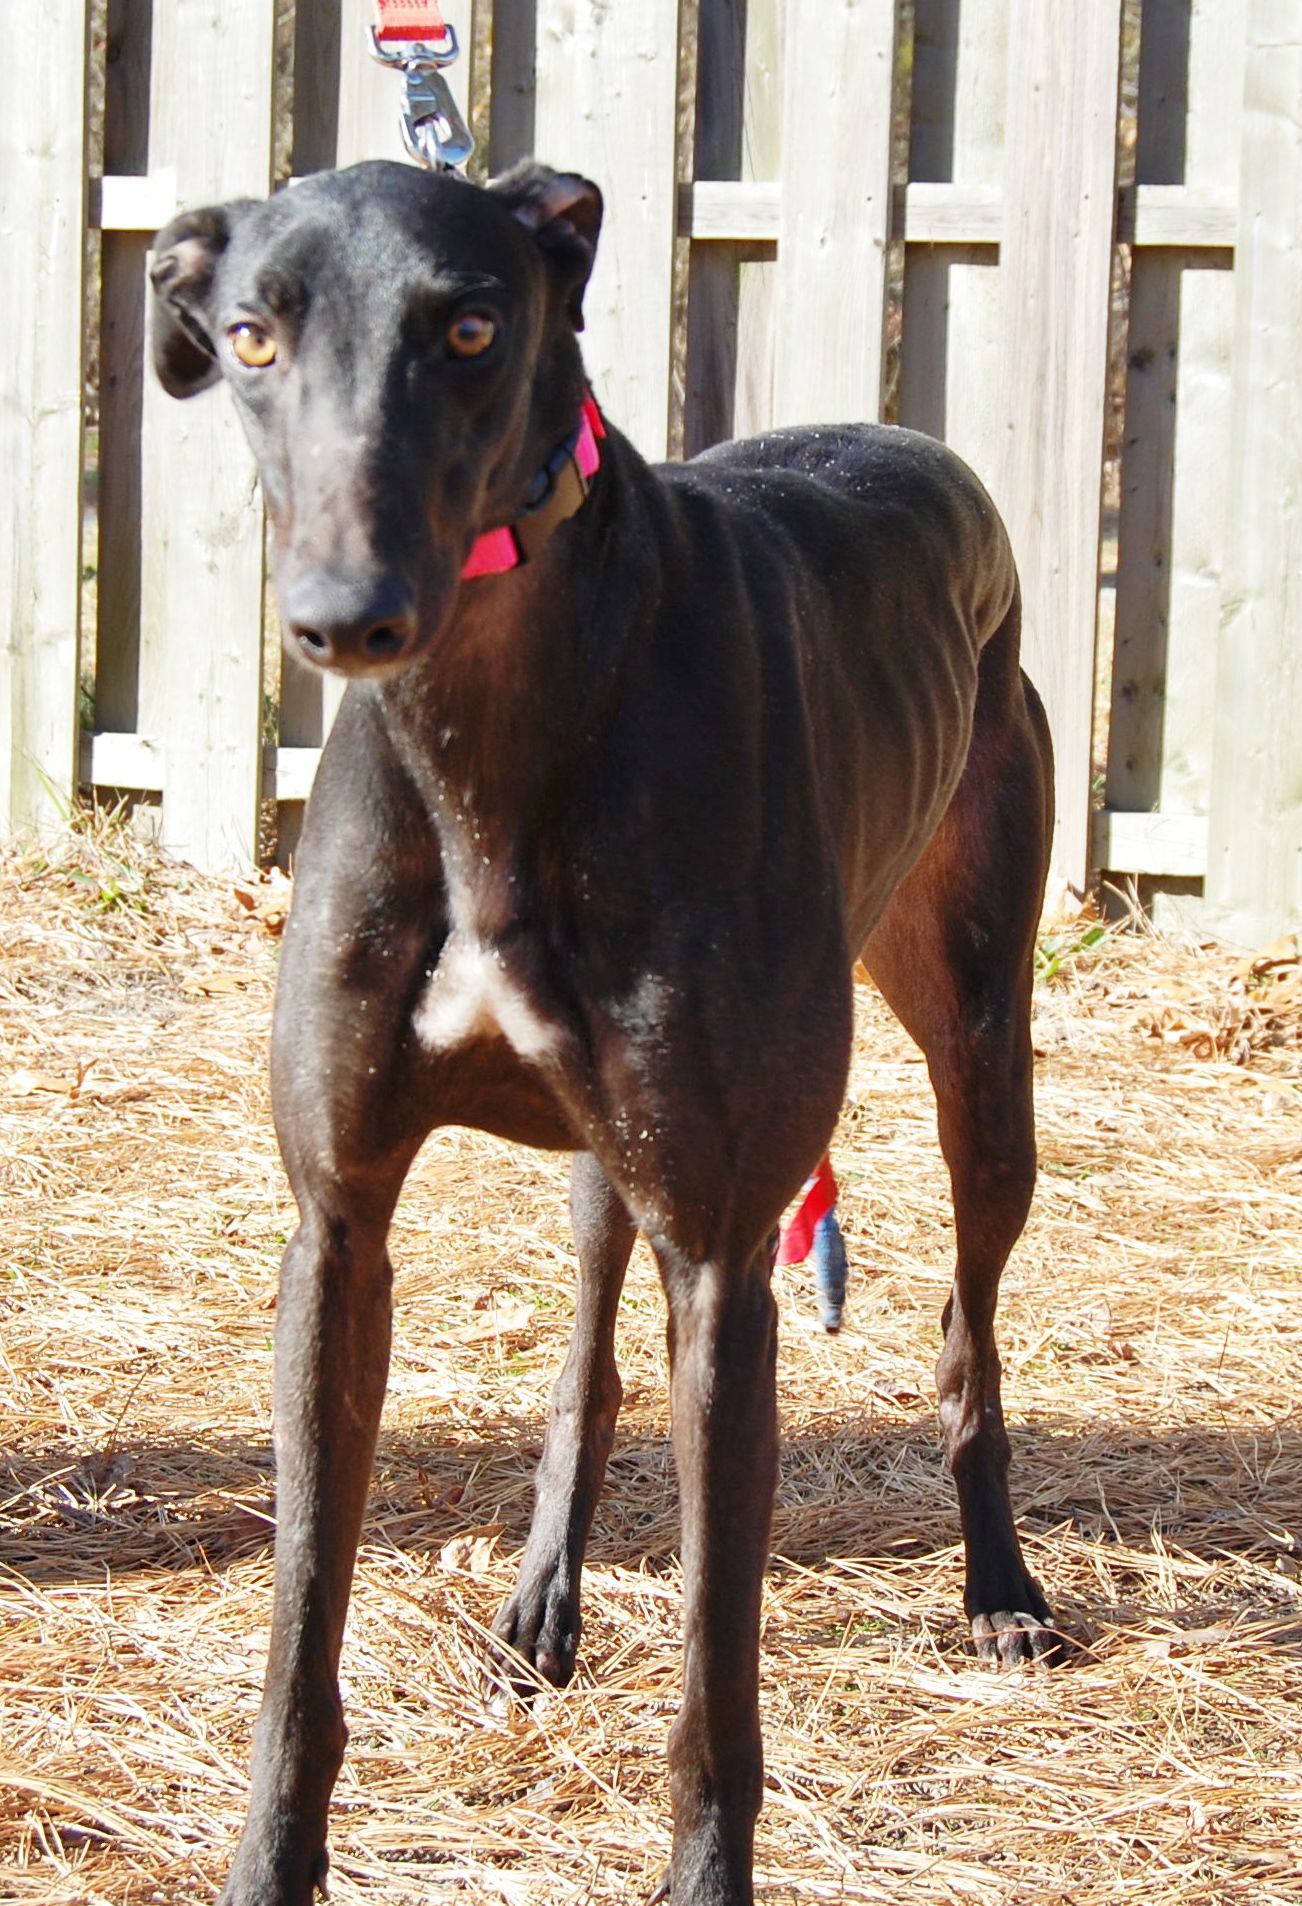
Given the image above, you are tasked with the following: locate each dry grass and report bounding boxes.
[2,818,1300,1904]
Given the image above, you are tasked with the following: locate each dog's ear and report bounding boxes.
[489,163,603,331]
[149,202,257,398]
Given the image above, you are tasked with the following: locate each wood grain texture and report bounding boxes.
[1094,808,1208,877]
[731,0,782,442]
[678,179,1236,249]
[139,0,275,871]
[680,179,782,242]
[1121,183,1238,245]
[0,0,89,836]
[532,0,682,459]
[96,171,179,230]
[1106,0,1243,920]
[900,0,1007,478]
[292,0,342,175]
[992,0,1123,893]
[95,0,156,739]
[338,0,410,163]
[1203,4,1302,945]
[897,181,1001,245]
[772,0,896,425]
[683,0,752,456]
[681,0,783,454]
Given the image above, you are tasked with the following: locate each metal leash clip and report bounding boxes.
[368,24,474,172]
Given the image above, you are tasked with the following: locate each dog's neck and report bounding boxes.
[374,419,649,936]
[461,396,605,578]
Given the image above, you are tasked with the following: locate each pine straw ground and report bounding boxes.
[1,821,1301,1906]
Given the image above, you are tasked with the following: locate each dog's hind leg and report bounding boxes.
[492,1150,635,1688]
[863,616,1061,1667]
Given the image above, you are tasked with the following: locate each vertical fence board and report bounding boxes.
[900,0,1007,483]
[139,0,275,870]
[993,0,1123,892]
[0,1,89,835]
[293,0,341,175]
[532,0,683,459]
[278,0,344,803]
[488,0,537,170]
[96,0,154,737]
[337,0,408,162]
[684,0,748,456]
[1106,0,1243,928]
[1203,3,1302,945]
[772,0,896,426]
[732,0,782,441]
[682,0,782,455]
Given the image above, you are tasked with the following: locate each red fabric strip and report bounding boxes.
[776,1155,838,1266]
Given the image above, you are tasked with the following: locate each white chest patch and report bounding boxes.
[414,932,561,1065]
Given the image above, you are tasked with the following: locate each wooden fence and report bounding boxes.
[3,0,1300,946]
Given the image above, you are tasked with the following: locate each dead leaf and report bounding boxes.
[1175,1027,1218,1062]
[1153,977,1205,1003]
[442,1298,534,1343]
[6,1068,74,1098]
[1234,933,1299,981]
[233,869,293,934]
[866,1380,925,1406]
[1141,1004,1222,1060]
[439,1523,504,1576]
[5,1065,156,1107]
[180,969,258,997]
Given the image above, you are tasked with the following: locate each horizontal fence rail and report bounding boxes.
[2,0,1298,945]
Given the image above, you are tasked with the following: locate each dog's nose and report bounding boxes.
[282,570,419,675]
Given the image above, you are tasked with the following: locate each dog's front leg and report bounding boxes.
[493,1151,635,1689]
[654,1244,779,1906]
[221,1207,395,1906]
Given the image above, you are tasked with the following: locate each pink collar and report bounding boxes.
[461,396,606,579]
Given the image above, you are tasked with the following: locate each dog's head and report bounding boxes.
[150,161,602,678]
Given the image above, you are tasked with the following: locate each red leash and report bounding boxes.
[370,0,450,47]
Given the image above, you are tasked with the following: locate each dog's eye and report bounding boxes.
[227,323,278,368]
[446,313,496,359]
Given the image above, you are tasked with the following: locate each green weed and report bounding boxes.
[1035,920,1110,984]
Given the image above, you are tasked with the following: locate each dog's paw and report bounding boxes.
[970,1607,1071,1668]
[485,1586,580,1706]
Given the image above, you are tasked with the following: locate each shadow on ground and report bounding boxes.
[5,1415,1298,1642]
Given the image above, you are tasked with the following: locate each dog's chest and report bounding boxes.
[413,930,562,1065]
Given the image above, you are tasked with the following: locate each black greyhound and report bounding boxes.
[150,159,1058,1906]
